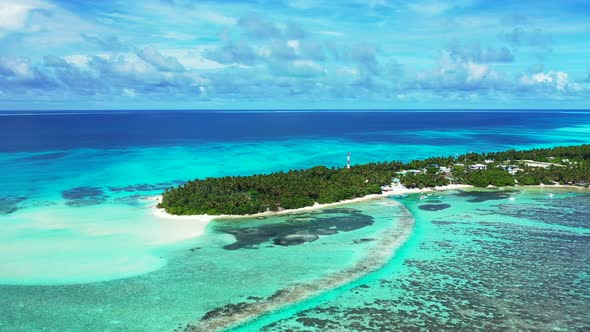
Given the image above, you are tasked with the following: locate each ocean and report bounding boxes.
[0,110,589,331]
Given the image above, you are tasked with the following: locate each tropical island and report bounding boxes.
[158,145,590,216]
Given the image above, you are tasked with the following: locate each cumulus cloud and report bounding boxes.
[1,1,587,108]
[0,53,207,100]
[520,71,571,92]
[0,56,55,91]
[411,52,505,93]
[136,47,186,72]
[0,57,32,78]
[0,0,49,32]
[205,15,328,71]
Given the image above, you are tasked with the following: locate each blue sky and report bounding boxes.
[0,0,589,110]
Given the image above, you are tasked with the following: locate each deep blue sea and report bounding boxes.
[2,110,590,152]
[0,110,589,331]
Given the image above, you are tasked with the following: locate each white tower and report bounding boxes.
[347,152,351,169]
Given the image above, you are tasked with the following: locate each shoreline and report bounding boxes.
[149,184,474,223]
[149,183,589,227]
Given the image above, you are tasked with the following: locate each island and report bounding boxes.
[158,144,590,216]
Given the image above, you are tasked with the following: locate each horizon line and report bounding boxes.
[2,108,590,113]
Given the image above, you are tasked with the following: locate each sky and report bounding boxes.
[0,0,589,110]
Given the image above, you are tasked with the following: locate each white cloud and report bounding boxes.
[63,54,91,67]
[466,62,489,82]
[137,46,185,72]
[167,48,228,70]
[532,72,552,83]
[8,1,108,48]
[0,3,32,29]
[556,71,568,91]
[520,71,571,91]
[112,54,153,75]
[0,0,49,35]
[0,57,34,80]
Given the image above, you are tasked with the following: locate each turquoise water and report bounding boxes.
[1,111,590,330]
[0,200,409,331]
[245,189,590,331]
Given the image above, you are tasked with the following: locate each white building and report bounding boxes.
[439,166,451,173]
[507,167,521,175]
[469,164,487,171]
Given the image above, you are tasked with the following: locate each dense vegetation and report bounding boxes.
[159,162,403,215]
[159,145,590,215]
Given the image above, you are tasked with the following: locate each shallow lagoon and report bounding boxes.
[0,200,410,331]
[246,189,590,331]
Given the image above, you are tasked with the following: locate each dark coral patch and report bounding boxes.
[353,238,375,244]
[456,190,515,203]
[62,186,107,207]
[0,195,28,215]
[419,204,451,211]
[62,186,103,199]
[215,208,374,250]
[108,180,186,193]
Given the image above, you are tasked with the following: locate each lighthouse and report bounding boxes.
[347,152,351,170]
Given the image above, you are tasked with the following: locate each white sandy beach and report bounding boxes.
[151,182,590,228]
[149,184,474,232]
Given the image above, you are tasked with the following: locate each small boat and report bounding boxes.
[419,195,428,200]
[508,196,516,201]
[547,193,554,198]
[426,193,433,196]
[395,194,408,198]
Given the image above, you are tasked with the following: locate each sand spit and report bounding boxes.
[183,201,415,332]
